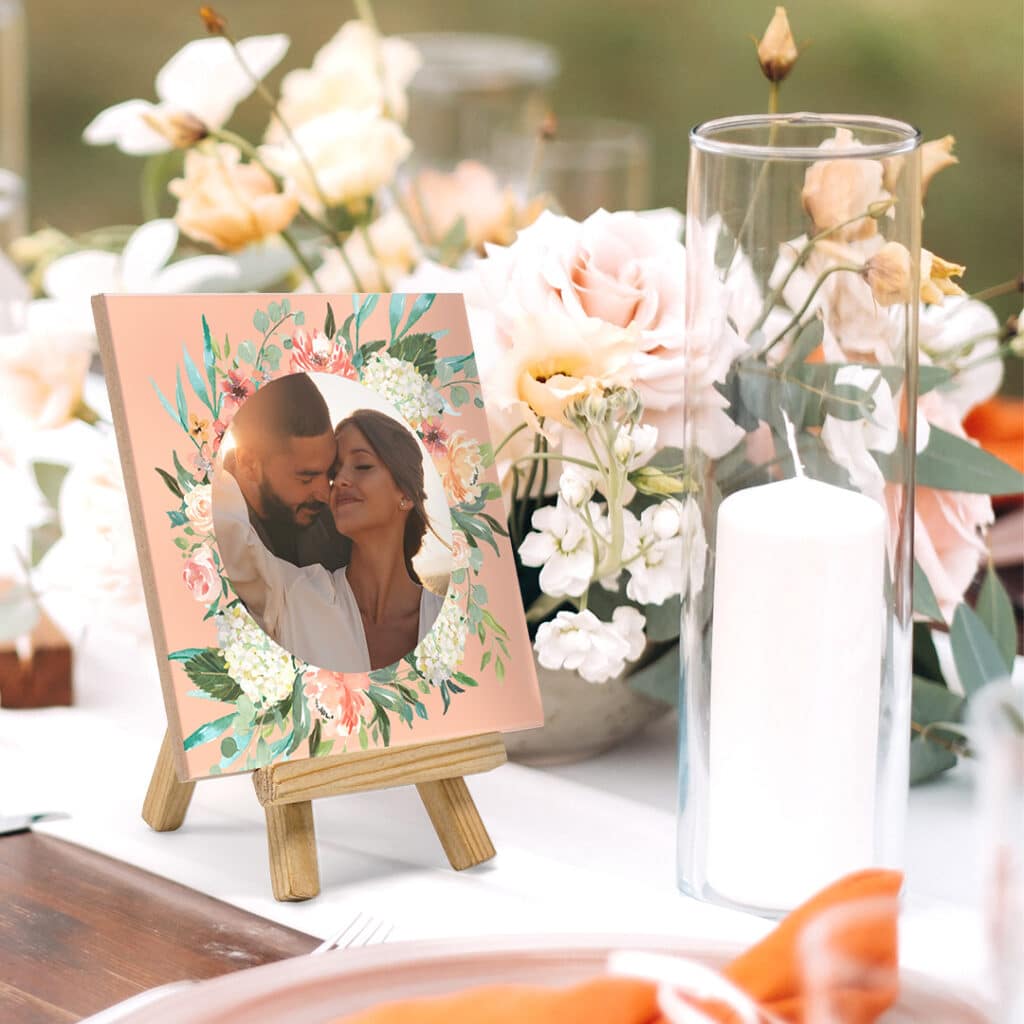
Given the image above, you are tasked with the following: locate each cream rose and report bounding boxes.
[268,20,421,140]
[260,108,412,216]
[169,143,299,252]
[184,484,214,535]
[0,300,94,436]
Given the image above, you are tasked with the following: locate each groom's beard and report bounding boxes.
[257,479,326,529]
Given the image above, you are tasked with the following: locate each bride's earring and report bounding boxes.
[399,499,410,510]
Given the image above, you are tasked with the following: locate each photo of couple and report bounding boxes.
[212,372,452,673]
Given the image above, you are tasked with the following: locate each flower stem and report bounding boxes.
[764,264,861,351]
[494,422,528,460]
[279,229,321,291]
[969,278,1022,304]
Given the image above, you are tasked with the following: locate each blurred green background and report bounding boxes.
[23,0,1023,388]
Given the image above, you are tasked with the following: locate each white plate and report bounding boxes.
[99,933,991,1023]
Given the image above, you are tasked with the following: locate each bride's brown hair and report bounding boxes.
[334,408,441,584]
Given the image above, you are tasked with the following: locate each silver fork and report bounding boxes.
[310,911,394,955]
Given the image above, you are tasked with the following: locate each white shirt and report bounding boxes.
[212,468,444,673]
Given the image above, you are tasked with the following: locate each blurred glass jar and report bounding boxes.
[490,116,651,219]
[401,33,558,172]
[971,679,1024,1023]
[0,0,27,248]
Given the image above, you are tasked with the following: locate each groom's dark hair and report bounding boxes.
[230,373,332,455]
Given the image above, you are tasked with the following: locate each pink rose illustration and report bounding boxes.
[303,667,366,737]
[182,545,220,605]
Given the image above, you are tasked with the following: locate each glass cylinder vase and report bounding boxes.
[677,114,922,916]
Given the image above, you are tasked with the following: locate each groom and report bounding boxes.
[224,373,348,571]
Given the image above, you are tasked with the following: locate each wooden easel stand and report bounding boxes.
[143,731,506,901]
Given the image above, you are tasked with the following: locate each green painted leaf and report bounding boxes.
[450,385,469,407]
[33,461,69,510]
[399,293,435,338]
[910,735,958,784]
[167,508,188,526]
[155,467,184,500]
[182,649,242,702]
[237,340,257,365]
[950,603,1009,696]
[293,310,305,326]
[151,378,186,430]
[183,712,236,750]
[220,736,237,757]
[356,293,379,330]
[201,315,217,401]
[268,301,281,322]
[915,427,1024,495]
[389,332,437,378]
[262,345,282,371]
[388,293,405,340]
[976,563,1017,671]
[183,344,214,415]
[174,366,188,428]
[253,309,270,332]
[168,647,207,662]
[172,450,197,492]
[913,559,945,623]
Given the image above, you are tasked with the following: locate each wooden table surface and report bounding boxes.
[0,831,319,1023]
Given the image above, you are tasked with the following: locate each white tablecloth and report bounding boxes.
[1,607,1012,1001]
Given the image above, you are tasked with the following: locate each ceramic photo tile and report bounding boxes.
[94,292,542,780]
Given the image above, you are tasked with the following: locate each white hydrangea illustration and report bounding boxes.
[360,352,444,427]
[415,594,469,685]
[217,604,296,706]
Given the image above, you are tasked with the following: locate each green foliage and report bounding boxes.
[976,563,1017,671]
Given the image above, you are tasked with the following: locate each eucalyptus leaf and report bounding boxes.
[912,427,1024,495]
[253,309,270,332]
[33,461,69,510]
[913,559,945,623]
[950,603,1009,696]
[237,340,257,365]
[976,563,1017,671]
[910,735,958,784]
[912,675,965,726]
[912,622,944,683]
[644,595,681,642]
[626,644,679,704]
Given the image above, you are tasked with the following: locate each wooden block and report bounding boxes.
[258,788,320,902]
[252,732,507,807]
[416,776,496,870]
[142,731,196,832]
[0,607,72,709]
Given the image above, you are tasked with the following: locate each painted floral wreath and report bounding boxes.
[153,294,511,774]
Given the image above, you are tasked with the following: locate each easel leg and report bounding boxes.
[142,731,196,831]
[416,776,496,870]
[259,792,320,902]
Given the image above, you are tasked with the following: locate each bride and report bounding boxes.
[214,408,446,672]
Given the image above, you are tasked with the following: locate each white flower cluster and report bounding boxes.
[360,352,443,427]
[535,606,646,683]
[217,604,296,707]
[415,595,469,686]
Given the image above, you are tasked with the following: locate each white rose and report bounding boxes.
[260,108,412,216]
[0,300,94,436]
[184,484,214,534]
[269,21,421,139]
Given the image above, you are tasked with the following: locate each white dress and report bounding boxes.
[212,469,444,672]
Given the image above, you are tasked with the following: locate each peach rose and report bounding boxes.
[405,160,541,251]
[302,667,366,737]
[801,128,888,242]
[435,431,483,505]
[169,143,299,252]
[182,544,220,605]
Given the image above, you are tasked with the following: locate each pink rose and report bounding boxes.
[470,208,693,444]
[182,544,220,605]
[910,393,994,620]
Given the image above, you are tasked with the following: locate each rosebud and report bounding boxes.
[757,7,799,83]
[559,469,594,509]
[198,5,227,34]
[141,109,208,149]
[863,242,913,307]
[920,250,965,305]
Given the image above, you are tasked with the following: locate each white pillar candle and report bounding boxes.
[706,475,886,912]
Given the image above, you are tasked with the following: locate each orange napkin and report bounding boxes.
[964,397,1024,508]
[337,869,902,1024]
